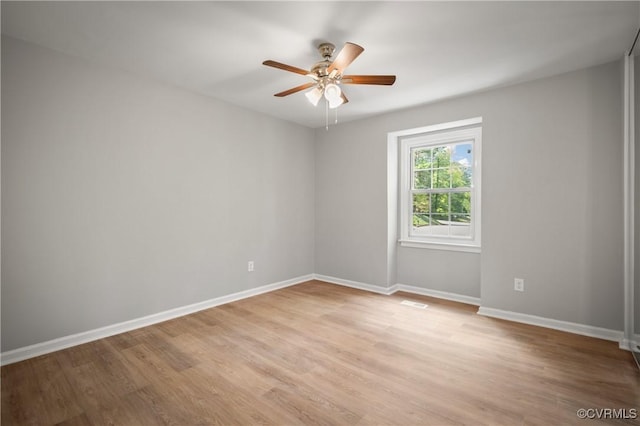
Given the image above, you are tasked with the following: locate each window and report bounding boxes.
[397,118,481,252]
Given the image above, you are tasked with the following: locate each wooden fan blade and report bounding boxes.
[262,60,309,76]
[341,92,349,104]
[274,82,316,97]
[327,42,364,75]
[342,75,396,85]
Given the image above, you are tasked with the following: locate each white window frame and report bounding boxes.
[396,117,482,253]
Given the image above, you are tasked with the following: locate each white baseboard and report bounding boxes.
[319,275,627,347]
[395,283,481,306]
[5,273,629,365]
[0,274,313,366]
[620,335,640,351]
[477,306,624,343]
[318,276,624,345]
[312,275,481,306]
[313,274,397,295]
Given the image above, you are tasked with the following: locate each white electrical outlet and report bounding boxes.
[514,278,524,292]
[248,261,254,272]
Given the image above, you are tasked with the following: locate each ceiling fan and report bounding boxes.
[263,42,396,109]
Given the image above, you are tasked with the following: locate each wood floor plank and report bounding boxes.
[2,280,639,425]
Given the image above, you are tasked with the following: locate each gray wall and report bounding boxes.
[315,60,623,330]
[1,37,315,352]
[479,62,622,330]
[2,35,628,353]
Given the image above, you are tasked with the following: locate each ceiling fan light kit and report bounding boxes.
[263,41,396,126]
[304,86,323,106]
[323,83,343,108]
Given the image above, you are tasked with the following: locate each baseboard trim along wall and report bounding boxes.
[619,335,640,351]
[312,274,397,295]
[477,306,624,343]
[394,283,481,306]
[331,277,624,345]
[0,274,314,366]
[2,274,628,365]
[312,275,481,306]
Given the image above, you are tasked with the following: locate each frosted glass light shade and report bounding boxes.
[305,87,323,106]
[324,83,343,109]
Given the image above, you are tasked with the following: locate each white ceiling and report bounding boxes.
[2,1,639,128]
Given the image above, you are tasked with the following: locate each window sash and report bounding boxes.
[410,189,474,240]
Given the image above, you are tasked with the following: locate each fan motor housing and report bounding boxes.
[318,42,335,59]
[311,60,332,77]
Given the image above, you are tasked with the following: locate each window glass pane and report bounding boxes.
[413,214,431,228]
[451,143,472,167]
[432,168,450,188]
[413,148,432,169]
[427,217,449,236]
[412,193,430,213]
[430,193,449,217]
[451,143,472,188]
[431,212,449,224]
[451,165,471,188]
[432,146,449,166]
[430,146,450,188]
[412,193,430,228]
[450,192,471,214]
[450,214,471,237]
[413,170,431,189]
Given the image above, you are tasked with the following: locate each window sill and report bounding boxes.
[398,239,481,253]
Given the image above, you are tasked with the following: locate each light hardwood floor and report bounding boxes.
[2,280,639,425]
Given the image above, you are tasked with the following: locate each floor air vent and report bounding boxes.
[400,300,428,309]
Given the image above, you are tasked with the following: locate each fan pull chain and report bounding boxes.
[335,107,338,125]
[325,99,329,131]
